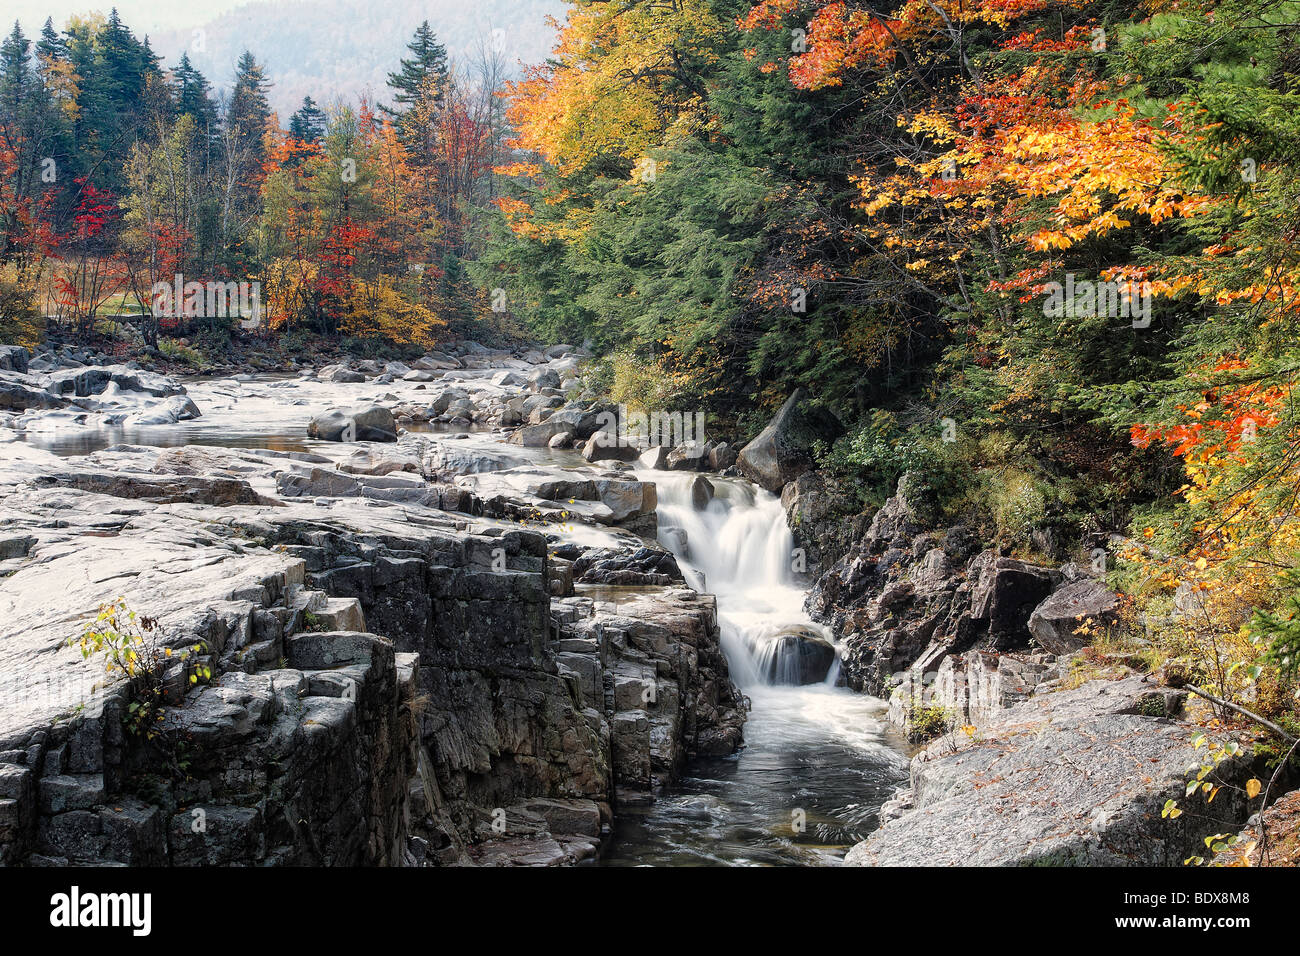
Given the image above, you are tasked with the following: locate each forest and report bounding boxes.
[3,0,1300,839]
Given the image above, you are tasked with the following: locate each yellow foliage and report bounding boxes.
[0,263,44,350]
[338,279,446,350]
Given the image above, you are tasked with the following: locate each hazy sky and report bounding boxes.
[7,0,256,35]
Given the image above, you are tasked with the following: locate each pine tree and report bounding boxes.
[34,18,66,68]
[382,21,447,160]
[171,52,219,171]
[228,49,272,169]
[288,95,326,144]
[0,23,32,119]
[385,22,447,113]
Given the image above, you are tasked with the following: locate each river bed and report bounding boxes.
[8,371,911,865]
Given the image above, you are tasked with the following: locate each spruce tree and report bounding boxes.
[288,95,326,144]
[228,49,272,168]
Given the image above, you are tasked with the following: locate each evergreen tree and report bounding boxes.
[382,21,447,159]
[385,22,447,113]
[228,49,272,170]
[171,52,219,165]
[287,95,326,144]
[34,18,67,69]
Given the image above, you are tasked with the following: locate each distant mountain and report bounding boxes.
[147,0,566,115]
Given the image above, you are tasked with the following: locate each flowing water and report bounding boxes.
[596,474,910,866]
[10,373,909,864]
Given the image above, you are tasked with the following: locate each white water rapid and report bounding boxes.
[645,472,839,688]
[597,470,909,865]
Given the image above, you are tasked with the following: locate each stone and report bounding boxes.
[969,555,1058,649]
[846,677,1254,867]
[581,432,642,463]
[736,388,842,492]
[0,346,30,373]
[0,379,64,411]
[665,442,708,471]
[707,441,737,471]
[1028,578,1120,655]
[307,405,397,443]
[276,468,362,498]
[530,368,562,390]
[327,366,366,383]
[509,407,613,447]
[124,395,201,426]
[689,474,714,510]
[639,446,671,470]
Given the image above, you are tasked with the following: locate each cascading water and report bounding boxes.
[648,473,839,688]
[595,471,910,866]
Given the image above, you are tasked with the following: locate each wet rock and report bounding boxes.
[548,431,574,449]
[0,379,63,411]
[736,388,842,492]
[322,365,366,383]
[581,432,642,463]
[665,441,708,471]
[0,346,29,373]
[307,405,397,443]
[571,547,684,585]
[689,475,714,510]
[707,441,737,471]
[510,406,613,447]
[757,629,837,685]
[124,394,201,426]
[639,446,671,470]
[782,471,865,575]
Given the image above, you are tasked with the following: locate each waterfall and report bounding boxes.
[644,472,839,688]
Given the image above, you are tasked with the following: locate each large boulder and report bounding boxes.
[510,406,614,447]
[571,546,683,586]
[0,378,63,411]
[736,388,841,492]
[1028,578,1120,655]
[0,346,30,373]
[124,395,201,426]
[664,441,709,471]
[307,405,397,443]
[580,432,642,463]
[969,554,1059,649]
[638,446,671,470]
[759,630,837,685]
[530,368,561,391]
[323,365,365,383]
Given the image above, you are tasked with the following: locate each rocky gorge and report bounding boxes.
[0,340,1291,866]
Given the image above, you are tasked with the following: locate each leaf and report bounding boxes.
[1246,778,1262,799]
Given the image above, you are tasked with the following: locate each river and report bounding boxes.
[596,474,910,865]
[13,372,911,865]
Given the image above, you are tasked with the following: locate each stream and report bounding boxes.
[595,474,910,865]
[13,373,911,865]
